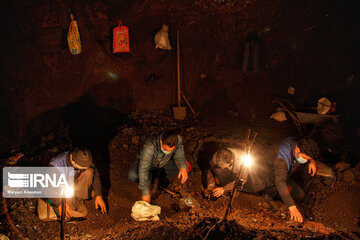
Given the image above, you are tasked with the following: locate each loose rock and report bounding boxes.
[342,170,355,183]
[334,162,351,172]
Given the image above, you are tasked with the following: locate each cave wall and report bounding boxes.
[0,0,359,152]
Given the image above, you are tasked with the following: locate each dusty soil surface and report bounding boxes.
[1,110,359,239]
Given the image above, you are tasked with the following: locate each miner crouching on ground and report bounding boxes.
[204,137,320,223]
[240,137,321,223]
[128,130,190,203]
[204,147,262,198]
[267,137,320,223]
[38,148,107,221]
[205,148,242,198]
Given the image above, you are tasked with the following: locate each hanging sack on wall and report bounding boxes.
[154,24,172,50]
[113,21,130,53]
[67,14,82,55]
[317,97,331,115]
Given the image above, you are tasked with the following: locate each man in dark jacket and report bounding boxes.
[128,130,189,203]
[48,148,107,219]
[205,147,264,198]
[205,137,320,223]
[205,148,244,197]
[269,137,319,223]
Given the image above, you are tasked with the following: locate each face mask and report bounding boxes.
[295,154,307,164]
[161,147,171,155]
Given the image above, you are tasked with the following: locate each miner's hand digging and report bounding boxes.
[128,130,190,203]
[38,148,107,221]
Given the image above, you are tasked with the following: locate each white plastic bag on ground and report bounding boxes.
[154,24,171,50]
[131,201,161,221]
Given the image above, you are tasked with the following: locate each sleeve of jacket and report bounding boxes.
[138,138,156,196]
[173,135,187,170]
[91,165,102,196]
[222,181,236,192]
[274,157,295,207]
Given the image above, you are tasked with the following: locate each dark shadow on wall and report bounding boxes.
[22,96,128,196]
[0,106,14,156]
[197,142,221,189]
[63,96,127,194]
[192,76,234,114]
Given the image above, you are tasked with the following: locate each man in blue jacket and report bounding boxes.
[244,137,320,223]
[128,130,189,203]
[48,148,107,219]
[271,137,319,223]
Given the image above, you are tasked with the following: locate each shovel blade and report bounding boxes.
[173,107,186,120]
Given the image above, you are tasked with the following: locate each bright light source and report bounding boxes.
[62,186,74,198]
[243,153,252,167]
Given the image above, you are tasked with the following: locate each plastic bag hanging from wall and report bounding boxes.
[154,24,172,50]
[67,14,82,55]
[113,20,130,53]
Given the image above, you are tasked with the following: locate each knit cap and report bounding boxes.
[72,148,93,168]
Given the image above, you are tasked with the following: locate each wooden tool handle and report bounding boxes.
[180,91,196,114]
[61,198,66,240]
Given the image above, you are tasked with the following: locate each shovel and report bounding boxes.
[159,186,181,198]
[173,30,186,120]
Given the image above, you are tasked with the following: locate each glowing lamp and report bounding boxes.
[243,152,252,167]
[62,186,74,198]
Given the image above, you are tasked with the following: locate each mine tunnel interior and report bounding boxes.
[0,0,359,239]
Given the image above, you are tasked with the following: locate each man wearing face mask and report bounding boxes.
[128,130,190,203]
[268,137,320,223]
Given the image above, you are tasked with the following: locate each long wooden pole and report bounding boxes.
[223,129,250,220]
[204,131,257,240]
[61,198,66,240]
[177,30,181,107]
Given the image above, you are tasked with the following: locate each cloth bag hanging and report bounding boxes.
[113,21,130,53]
[154,24,172,50]
[67,14,82,55]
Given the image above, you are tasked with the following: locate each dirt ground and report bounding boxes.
[1,110,359,239]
